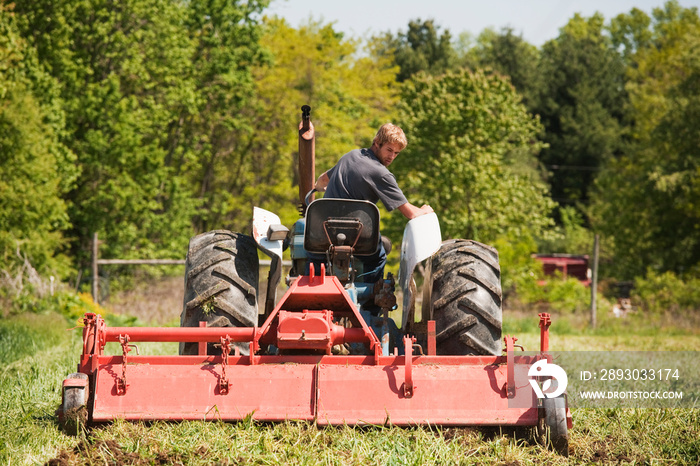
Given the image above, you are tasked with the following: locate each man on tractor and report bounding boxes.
[312,123,433,282]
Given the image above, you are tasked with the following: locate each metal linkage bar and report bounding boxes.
[539,312,551,352]
[103,326,257,343]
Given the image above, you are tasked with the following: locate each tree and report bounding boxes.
[374,19,457,82]
[590,1,700,279]
[12,0,269,270]
[0,4,77,274]
[533,13,627,209]
[390,69,554,244]
[461,27,541,107]
[177,0,270,232]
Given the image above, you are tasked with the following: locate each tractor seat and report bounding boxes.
[304,199,380,256]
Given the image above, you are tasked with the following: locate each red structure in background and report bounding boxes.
[533,254,591,286]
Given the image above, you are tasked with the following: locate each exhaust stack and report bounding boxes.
[298,105,315,209]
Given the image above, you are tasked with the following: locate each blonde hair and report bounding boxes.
[373,123,407,150]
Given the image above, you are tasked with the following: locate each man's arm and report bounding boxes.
[314,172,330,192]
[397,202,434,220]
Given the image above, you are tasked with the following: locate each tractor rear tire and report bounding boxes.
[428,239,502,356]
[180,230,258,356]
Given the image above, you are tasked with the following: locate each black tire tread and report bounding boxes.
[430,239,503,356]
[180,231,258,355]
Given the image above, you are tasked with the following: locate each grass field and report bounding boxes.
[1,308,698,465]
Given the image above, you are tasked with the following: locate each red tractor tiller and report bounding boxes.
[59,106,572,455]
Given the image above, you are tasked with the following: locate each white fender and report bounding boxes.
[252,207,284,260]
[398,212,441,329]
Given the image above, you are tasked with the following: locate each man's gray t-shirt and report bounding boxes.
[324,148,408,211]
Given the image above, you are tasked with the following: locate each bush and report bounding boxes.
[541,276,592,313]
[632,270,700,315]
[493,235,544,303]
[1,263,140,327]
[536,206,593,255]
[494,235,607,315]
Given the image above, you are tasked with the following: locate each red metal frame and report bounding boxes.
[69,269,568,427]
[539,312,551,352]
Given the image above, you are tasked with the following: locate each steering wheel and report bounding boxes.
[304,188,318,208]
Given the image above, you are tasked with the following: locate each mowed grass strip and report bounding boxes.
[39,411,700,465]
[0,313,82,465]
[1,311,698,465]
[49,419,566,465]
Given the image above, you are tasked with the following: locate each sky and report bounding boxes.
[266,0,700,46]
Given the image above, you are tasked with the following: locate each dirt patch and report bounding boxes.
[46,437,221,466]
[59,406,88,435]
[587,435,636,464]
[47,439,153,465]
[589,448,633,464]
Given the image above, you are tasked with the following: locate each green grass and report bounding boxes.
[1,311,698,465]
[0,313,82,465]
[504,310,700,352]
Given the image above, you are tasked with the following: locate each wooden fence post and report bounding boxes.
[590,234,600,328]
[92,232,99,304]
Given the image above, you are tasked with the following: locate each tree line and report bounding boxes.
[1,0,698,287]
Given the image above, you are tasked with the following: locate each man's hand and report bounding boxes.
[315,172,329,192]
[419,204,434,215]
[398,202,434,220]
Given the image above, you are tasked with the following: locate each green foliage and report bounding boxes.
[493,235,543,301]
[632,269,700,315]
[373,19,457,82]
[461,27,541,107]
[534,13,627,208]
[0,4,77,275]
[495,233,595,315]
[590,1,700,279]
[3,0,700,290]
[0,259,140,332]
[538,206,594,254]
[522,275,600,317]
[391,69,554,244]
[2,283,138,329]
[539,276,593,314]
[501,261,594,316]
[180,0,270,232]
[10,0,271,273]
[12,0,208,269]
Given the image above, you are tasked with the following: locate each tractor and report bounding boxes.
[59,106,571,455]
